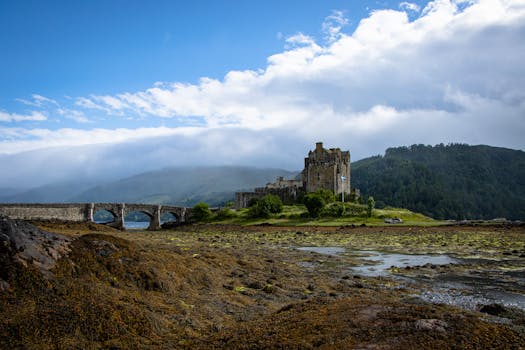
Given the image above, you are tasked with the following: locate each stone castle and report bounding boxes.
[235,142,351,209]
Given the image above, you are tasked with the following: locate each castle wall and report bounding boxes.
[302,142,350,195]
[235,186,304,209]
[235,192,263,209]
[234,142,351,209]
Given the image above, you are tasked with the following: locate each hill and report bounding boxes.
[0,181,99,204]
[71,166,297,207]
[352,144,525,220]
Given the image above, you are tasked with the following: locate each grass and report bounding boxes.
[209,204,442,226]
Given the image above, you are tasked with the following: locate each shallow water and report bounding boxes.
[125,221,150,229]
[296,246,525,311]
[95,220,176,229]
[427,273,525,310]
[296,246,346,255]
[351,250,458,277]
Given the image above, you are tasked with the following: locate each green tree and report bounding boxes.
[249,195,283,218]
[192,202,211,222]
[303,193,325,218]
[322,202,345,217]
[367,196,375,218]
[316,189,336,204]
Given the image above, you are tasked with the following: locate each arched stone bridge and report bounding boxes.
[0,203,193,230]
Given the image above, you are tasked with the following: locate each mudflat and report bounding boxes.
[1,220,524,349]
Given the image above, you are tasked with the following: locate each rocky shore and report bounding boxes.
[1,218,524,349]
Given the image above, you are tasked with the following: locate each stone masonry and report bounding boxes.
[302,142,350,195]
[0,203,192,230]
[235,142,351,209]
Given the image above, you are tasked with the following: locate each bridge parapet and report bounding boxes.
[0,203,91,222]
[0,203,192,230]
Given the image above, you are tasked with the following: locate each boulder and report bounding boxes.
[0,214,71,277]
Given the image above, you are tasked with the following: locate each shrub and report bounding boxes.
[345,203,368,217]
[248,195,283,218]
[322,202,345,217]
[192,202,211,222]
[303,193,325,218]
[316,189,336,204]
[367,196,375,218]
[215,208,235,220]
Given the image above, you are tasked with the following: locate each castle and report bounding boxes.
[235,142,351,209]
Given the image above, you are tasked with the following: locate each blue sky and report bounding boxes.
[0,0,524,188]
[0,1,389,110]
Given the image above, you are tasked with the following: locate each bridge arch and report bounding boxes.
[0,202,191,230]
[92,209,117,224]
[161,211,179,224]
[92,203,124,229]
[124,209,154,230]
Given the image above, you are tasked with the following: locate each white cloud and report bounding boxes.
[57,108,91,123]
[399,2,421,12]
[71,0,523,137]
[0,126,203,155]
[15,94,58,107]
[32,94,58,106]
[1,0,524,187]
[322,10,349,42]
[0,111,47,122]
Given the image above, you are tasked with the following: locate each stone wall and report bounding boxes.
[235,192,263,210]
[265,177,303,189]
[234,142,352,209]
[302,142,350,195]
[235,186,304,209]
[0,203,192,230]
[0,203,91,222]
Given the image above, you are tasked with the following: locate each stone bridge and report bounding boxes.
[0,203,193,230]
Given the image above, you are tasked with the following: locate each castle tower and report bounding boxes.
[302,142,350,195]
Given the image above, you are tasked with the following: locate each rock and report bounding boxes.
[222,283,234,290]
[0,279,10,292]
[0,214,71,276]
[384,217,403,224]
[247,281,264,289]
[414,319,447,332]
[478,303,507,316]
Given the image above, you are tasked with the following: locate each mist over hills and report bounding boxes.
[0,166,297,207]
[70,166,297,207]
[0,181,99,204]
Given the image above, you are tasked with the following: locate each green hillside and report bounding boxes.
[352,144,525,220]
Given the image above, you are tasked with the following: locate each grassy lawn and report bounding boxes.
[210,204,443,226]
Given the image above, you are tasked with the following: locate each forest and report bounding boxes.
[352,144,525,220]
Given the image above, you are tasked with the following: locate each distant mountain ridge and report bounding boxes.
[352,144,525,220]
[71,166,297,207]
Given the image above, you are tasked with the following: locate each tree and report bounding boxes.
[192,202,211,222]
[303,193,325,218]
[249,195,283,218]
[367,196,375,218]
[322,202,345,217]
[316,189,336,204]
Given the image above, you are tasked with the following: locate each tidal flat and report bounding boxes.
[1,221,524,349]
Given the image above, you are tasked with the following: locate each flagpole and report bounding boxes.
[341,175,346,203]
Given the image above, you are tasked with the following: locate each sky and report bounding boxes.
[0,0,524,189]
